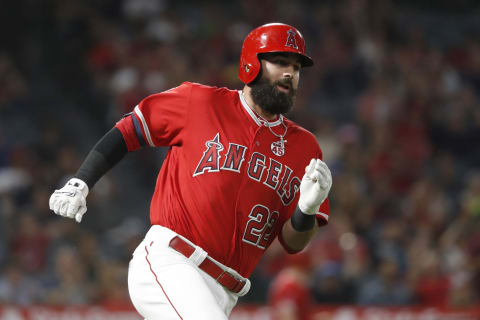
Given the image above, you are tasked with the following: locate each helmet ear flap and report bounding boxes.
[240,52,262,85]
[248,63,263,86]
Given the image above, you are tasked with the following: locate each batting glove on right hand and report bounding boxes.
[298,159,332,215]
[49,178,89,223]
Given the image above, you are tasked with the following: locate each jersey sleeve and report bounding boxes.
[115,82,192,150]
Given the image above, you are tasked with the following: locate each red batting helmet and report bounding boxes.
[239,23,314,85]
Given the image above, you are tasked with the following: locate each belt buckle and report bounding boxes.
[232,278,246,293]
[216,269,245,293]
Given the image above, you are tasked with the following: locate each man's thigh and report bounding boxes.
[128,240,228,320]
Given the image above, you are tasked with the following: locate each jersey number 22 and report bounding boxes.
[242,204,279,250]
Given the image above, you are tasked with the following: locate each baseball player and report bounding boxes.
[49,23,332,319]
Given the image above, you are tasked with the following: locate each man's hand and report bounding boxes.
[298,159,332,215]
[49,178,89,223]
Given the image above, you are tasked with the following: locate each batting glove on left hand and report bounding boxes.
[49,178,89,223]
[298,159,332,215]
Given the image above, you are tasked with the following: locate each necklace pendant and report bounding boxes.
[271,138,286,157]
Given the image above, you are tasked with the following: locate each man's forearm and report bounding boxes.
[281,218,319,252]
[75,127,127,189]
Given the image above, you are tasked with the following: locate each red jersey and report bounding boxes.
[116,82,330,277]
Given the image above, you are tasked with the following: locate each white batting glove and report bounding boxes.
[298,159,332,215]
[49,178,89,223]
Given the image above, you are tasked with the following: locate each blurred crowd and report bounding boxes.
[1,0,480,316]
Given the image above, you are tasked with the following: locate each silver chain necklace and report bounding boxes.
[242,91,288,156]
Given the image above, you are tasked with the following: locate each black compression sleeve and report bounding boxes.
[75,128,127,189]
[290,206,315,232]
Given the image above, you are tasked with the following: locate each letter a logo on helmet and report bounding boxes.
[285,30,298,49]
[239,23,314,85]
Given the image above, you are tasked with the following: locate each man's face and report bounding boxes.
[250,53,301,115]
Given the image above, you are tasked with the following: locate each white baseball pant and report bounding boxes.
[128,225,250,319]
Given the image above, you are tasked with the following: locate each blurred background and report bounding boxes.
[1,0,480,319]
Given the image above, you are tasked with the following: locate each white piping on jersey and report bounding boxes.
[134,105,155,147]
[317,212,329,221]
[238,91,284,127]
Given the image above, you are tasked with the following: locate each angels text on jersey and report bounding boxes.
[193,133,301,207]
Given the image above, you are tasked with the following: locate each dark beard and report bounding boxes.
[250,77,296,115]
